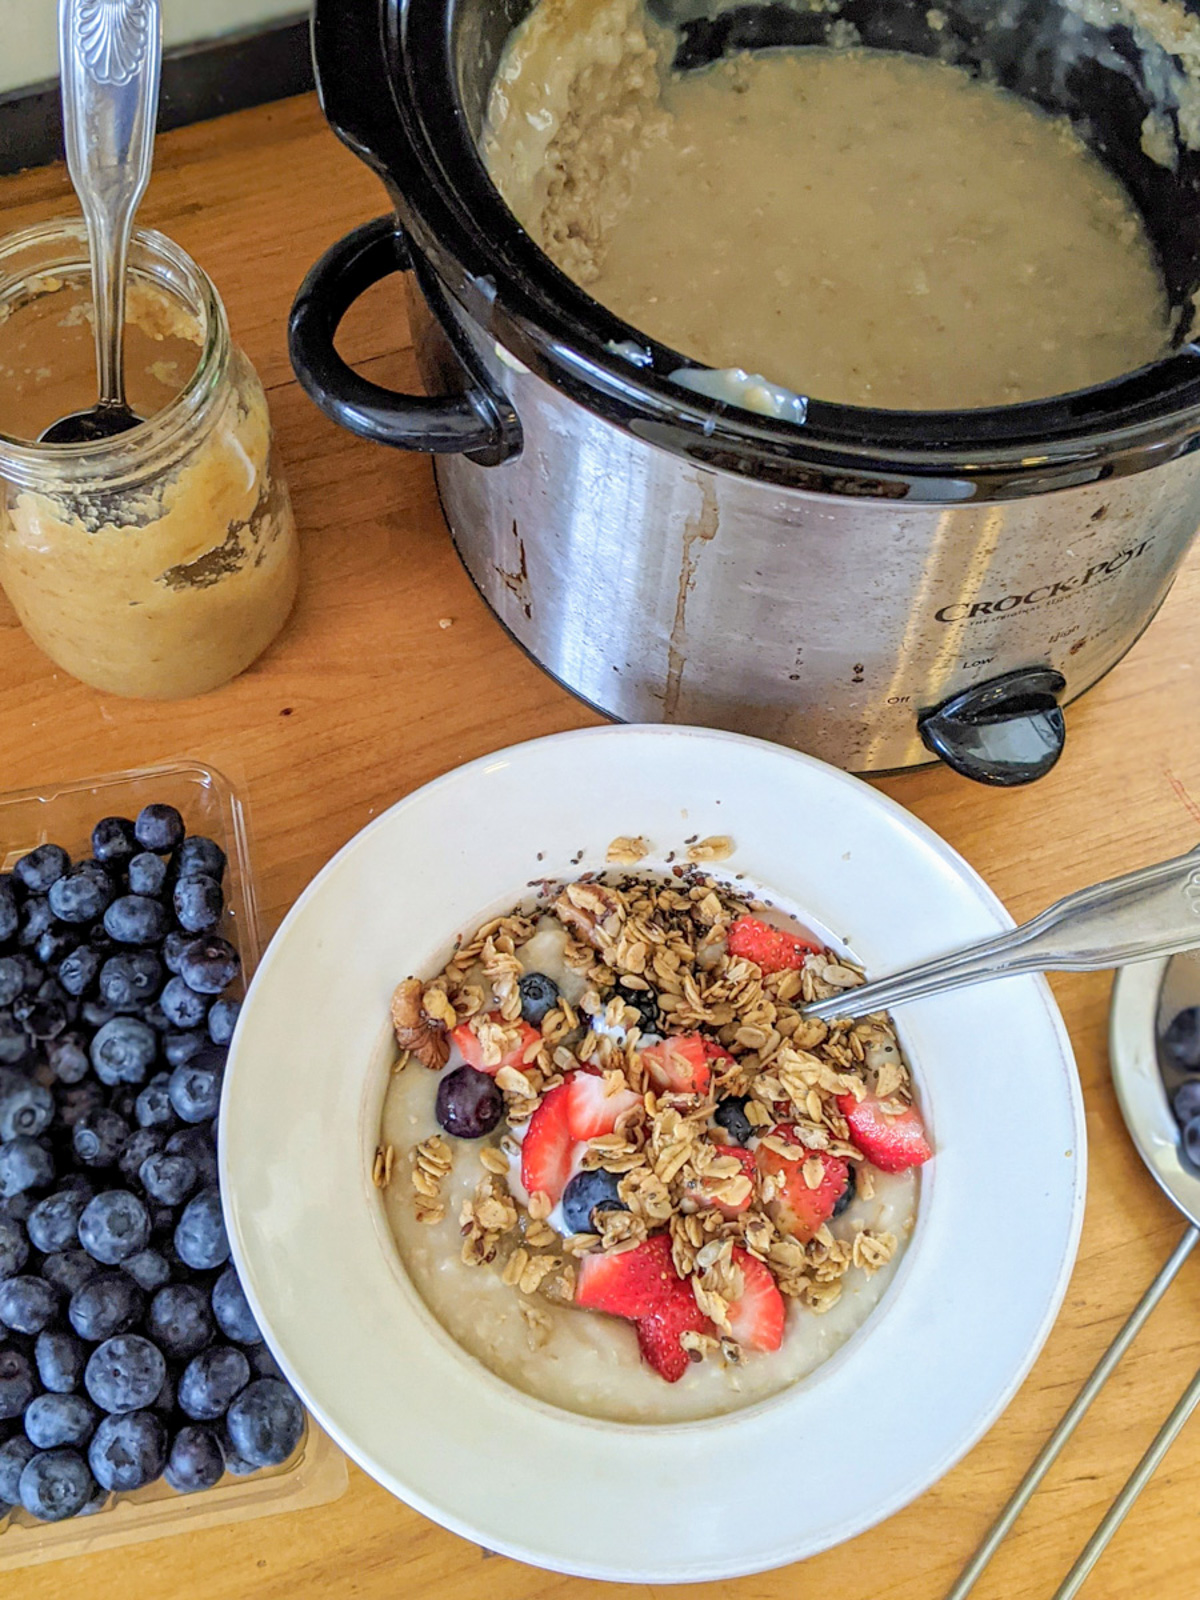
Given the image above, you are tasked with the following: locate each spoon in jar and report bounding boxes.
[40,0,163,446]
[804,845,1200,1022]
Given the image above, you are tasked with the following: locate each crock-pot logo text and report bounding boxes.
[934,538,1154,624]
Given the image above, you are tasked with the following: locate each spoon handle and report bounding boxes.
[805,845,1200,1021]
[59,0,162,410]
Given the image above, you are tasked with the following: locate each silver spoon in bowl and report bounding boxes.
[40,0,163,446]
[804,845,1200,1022]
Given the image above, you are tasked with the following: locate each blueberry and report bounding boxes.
[1164,1007,1200,1072]
[85,1334,165,1413]
[0,1192,34,1224]
[162,931,191,975]
[0,885,17,945]
[45,1030,90,1083]
[0,1012,31,1067]
[140,1152,198,1207]
[832,1163,857,1218]
[249,1342,284,1380]
[0,1434,36,1497]
[78,1191,151,1266]
[0,1079,54,1141]
[163,1030,206,1069]
[434,1066,503,1139]
[25,1393,98,1449]
[178,938,239,997]
[165,1127,218,1187]
[73,1108,129,1167]
[221,1443,258,1476]
[48,871,113,925]
[211,1268,262,1345]
[174,1189,228,1271]
[518,972,559,1026]
[57,946,102,1001]
[13,844,70,895]
[0,1349,36,1419]
[140,1001,170,1033]
[560,1168,627,1234]
[28,1188,90,1253]
[117,1127,166,1186]
[122,1249,170,1292]
[147,1283,213,1360]
[15,986,70,1042]
[35,927,79,972]
[164,1423,225,1493]
[0,957,29,1007]
[88,1411,167,1491]
[68,1272,144,1342]
[0,1276,60,1333]
[168,1061,222,1124]
[35,1329,87,1393]
[0,1217,29,1279]
[90,1016,157,1087]
[1174,1081,1200,1125]
[18,896,55,947]
[18,902,57,947]
[56,1082,105,1131]
[135,1078,177,1131]
[174,836,227,881]
[713,1096,754,1146]
[159,976,209,1031]
[19,1447,96,1520]
[206,999,240,1047]
[173,876,224,936]
[91,817,137,864]
[41,1250,100,1298]
[178,1346,250,1421]
[0,1137,54,1196]
[134,805,184,853]
[126,852,168,898]
[1184,1115,1200,1169]
[81,1000,116,1030]
[103,896,169,948]
[225,1379,304,1468]
[99,952,162,1014]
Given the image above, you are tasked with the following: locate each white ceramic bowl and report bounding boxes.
[221,726,1085,1582]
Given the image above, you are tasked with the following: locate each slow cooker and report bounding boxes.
[289,0,1200,785]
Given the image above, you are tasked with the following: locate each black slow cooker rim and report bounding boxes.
[378,0,1200,489]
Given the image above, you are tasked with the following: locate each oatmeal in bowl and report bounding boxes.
[379,867,930,1422]
[221,725,1083,1581]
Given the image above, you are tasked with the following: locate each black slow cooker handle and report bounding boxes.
[918,667,1068,785]
[288,217,522,466]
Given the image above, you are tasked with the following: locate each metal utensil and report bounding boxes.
[804,846,1200,1023]
[945,951,1200,1599]
[40,0,162,446]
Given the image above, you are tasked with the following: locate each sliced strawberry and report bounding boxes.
[703,1040,737,1068]
[642,1034,711,1095]
[757,1124,849,1242]
[519,1082,574,1204]
[727,1246,785,1352]
[727,915,822,975]
[635,1287,713,1383]
[693,1145,758,1218]
[451,1012,541,1076]
[566,1068,642,1141]
[837,1092,931,1173]
[576,1232,681,1318]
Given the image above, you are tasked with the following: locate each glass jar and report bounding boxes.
[0,219,299,700]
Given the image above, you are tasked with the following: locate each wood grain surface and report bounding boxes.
[3,93,1200,1600]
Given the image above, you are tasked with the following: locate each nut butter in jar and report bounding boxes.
[0,220,299,699]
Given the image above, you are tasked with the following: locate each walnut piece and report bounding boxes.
[391,978,450,1070]
[553,882,622,949]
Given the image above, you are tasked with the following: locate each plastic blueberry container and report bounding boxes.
[0,762,347,1571]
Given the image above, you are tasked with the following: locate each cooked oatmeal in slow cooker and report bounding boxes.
[377,862,929,1423]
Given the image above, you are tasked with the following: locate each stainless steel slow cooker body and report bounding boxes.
[292,0,1200,783]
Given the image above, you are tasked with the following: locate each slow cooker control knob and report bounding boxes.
[918,667,1067,786]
